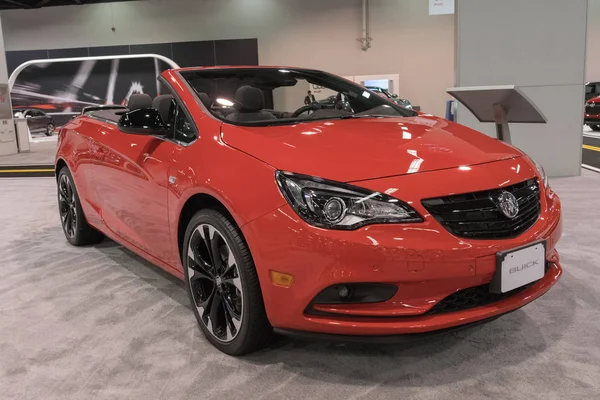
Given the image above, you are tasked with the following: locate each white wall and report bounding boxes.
[587,0,600,82]
[0,0,455,117]
[456,0,587,177]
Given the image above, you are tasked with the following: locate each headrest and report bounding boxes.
[152,95,175,123]
[234,86,264,112]
[198,92,211,108]
[128,94,152,111]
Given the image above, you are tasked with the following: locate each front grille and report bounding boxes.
[587,104,600,115]
[422,179,540,239]
[425,282,534,315]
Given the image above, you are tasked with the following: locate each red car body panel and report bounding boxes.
[243,157,562,334]
[221,116,522,182]
[56,67,562,338]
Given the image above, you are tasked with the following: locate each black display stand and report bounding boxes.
[446,85,547,144]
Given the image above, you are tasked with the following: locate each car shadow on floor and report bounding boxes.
[92,238,577,389]
[92,239,189,308]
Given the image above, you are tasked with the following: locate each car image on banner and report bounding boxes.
[10,57,172,127]
[55,66,562,356]
[13,108,55,136]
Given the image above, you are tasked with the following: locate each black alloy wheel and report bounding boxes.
[187,223,244,342]
[57,167,104,246]
[58,173,77,239]
[46,123,55,136]
[183,209,271,355]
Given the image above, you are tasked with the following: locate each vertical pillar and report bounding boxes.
[455,0,587,177]
[0,15,17,157]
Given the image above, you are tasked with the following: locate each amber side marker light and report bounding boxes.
[270,271,294,288]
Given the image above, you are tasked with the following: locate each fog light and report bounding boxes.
[311,283,398,305]
[270,270,294,288]
[338,285,351,300]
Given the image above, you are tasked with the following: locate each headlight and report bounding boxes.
[276,171,422,230]
[529,158,548,188]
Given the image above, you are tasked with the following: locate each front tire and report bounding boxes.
[591,125,600,132]
[57,167,104,246]
[183,209,271,355]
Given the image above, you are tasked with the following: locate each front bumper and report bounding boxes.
[584,113,600,124]
[242,158,562,336]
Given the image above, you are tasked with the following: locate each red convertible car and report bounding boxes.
[55,66,562,355]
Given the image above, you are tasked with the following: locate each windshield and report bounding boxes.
[586,84,596,94]
[180,68,416,126]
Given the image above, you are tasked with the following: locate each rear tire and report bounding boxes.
[57,167,104,246]
[45,123,55,136]
[183,209,272,355]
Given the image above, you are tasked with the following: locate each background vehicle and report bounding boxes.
[584,96,600,130]
[586,81,600,102]
[13,108,55,136]
[364,85,418,110]
[55,67,562,356]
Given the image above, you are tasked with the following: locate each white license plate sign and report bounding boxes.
[491,241,546,293]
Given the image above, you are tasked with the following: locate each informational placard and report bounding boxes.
[0,119,16,144]
[429,0,455,15]
[0,84,12,119]
[0,84,16,146]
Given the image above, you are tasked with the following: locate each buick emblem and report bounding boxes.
[495,191,519,219]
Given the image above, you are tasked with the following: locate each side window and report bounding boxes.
[173,105,197,144]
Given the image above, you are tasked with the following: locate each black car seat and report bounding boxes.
[152,94,175,124]
[225,86,276,122]
[198,92,212,109]
[128,94,153,111]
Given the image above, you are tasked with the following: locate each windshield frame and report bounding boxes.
[179,67,417,127]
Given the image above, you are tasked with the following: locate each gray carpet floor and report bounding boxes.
[0,172,599,399]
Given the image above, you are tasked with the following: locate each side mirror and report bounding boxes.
[118,108,167,135]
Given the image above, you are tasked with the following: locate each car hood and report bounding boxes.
[220,115,523,182]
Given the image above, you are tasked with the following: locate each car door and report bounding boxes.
[30,110,44,130]
[24,110,37,130]
[90,100,198,266]
[39,111,52,128]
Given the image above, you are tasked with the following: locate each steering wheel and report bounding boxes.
[335,99,354,113]
[291,101,322,118]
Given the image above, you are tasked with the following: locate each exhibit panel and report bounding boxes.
[0,15,16,158]
[455,0,587,177]
[0,38,259,167]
